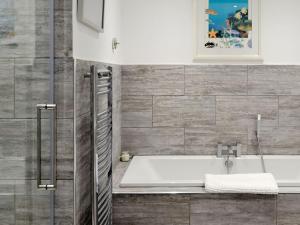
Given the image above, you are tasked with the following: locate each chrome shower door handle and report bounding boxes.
[36,104,57,191]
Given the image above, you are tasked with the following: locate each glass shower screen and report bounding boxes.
[0,0,56,224]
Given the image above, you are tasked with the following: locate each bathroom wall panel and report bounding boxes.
[248,66,300,95]
[121,96,153,128]
[277,194,300,225]
[279,96,300,127]
[0,59,14,118]
[0,3,72,58]
[15,180,73,225]
[75,111,92,225]
[15,58,74,119]
[5,0,72,15]
[216,96,278,128]
[113,194,190,225]
[112,64,122,168]
[190,194,277,225]
[0,195,15,225]
[122,128,185,155]
[74,59,95,225]
[185,65,248,96]
[122,65,184,96]
[185,126,248,155]
[75,60,92,117]
[255,126,300,155]
[153,96,216,127]
[122,65,300,156]
[113,194,277,225]
[0,119,73,180]
[54,10,73,58]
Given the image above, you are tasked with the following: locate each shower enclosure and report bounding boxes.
[0,0,72,224]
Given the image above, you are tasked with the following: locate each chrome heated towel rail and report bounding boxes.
[89,65,113,225]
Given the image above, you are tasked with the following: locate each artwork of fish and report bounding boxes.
[205,19,215,25]
[237,20,252,32]
[205,41,216,48]
[205,9,218,15]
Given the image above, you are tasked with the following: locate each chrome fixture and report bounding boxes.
[256,114,261,140]
[36,104,57,190]
[256,114,266,173]
[112,38,120,52]
[217,143,241,173]
[86,65,113,225]
[217,143,242,158]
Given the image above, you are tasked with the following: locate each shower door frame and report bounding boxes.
[48,0,56,223]
[38,0,56,223]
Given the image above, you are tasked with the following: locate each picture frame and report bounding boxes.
[193,0,262,63]
[77,0,105,32]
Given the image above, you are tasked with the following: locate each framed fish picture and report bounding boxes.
[193,0,262,63]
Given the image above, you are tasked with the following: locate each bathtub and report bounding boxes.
[120,155,300,190]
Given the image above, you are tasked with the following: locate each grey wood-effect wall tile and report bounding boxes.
[0,59,14,118]
[55,0,73,11]
[121,128,185,155]
[190,194,276,225]
[0,14,47,58]
[75,60,91,117]
[279,96,300,126]
[15,195,50,225]
[55,58,74,119]
[15,58,48,118]
[75,113,92,225]
[112,65,122,169]
[2,0,72,15]
[0,180,15,195]
[15,58,74,119]
[216,96,278,128]
[55,10,73,57]
[122,65,184,96]
[0,119,73,179]
[248,126,300,155]
[153,96,216,127]
[248,66,300,95]
[113,194,190,225]
[185,65,248,95]
[185,126,248,155]
[0,5,72,58]
[122,96,153,128]
[278,194,300,225]
[0,119,36,159]
[15,180,73,225]
[0,195,15,225]
[54,180,74,225]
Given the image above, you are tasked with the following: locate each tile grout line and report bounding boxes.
[277,96,280,127]
[13,58,16,119]
[152,95,154,128]
[247,65,249,96]
[184,66,186,154]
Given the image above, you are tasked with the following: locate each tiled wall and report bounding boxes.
[74,59,122,225]
[121,65,300,155]
[74,59,93,225]
[113,193,300,225]
[0,0,73,224]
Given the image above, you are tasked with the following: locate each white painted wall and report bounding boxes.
[120,0,300,64]
[73,0,300,64]
[73,0,122,63]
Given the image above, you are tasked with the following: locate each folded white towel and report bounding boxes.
[205,173,279,195]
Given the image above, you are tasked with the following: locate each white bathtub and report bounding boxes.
[120,155,300,189]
